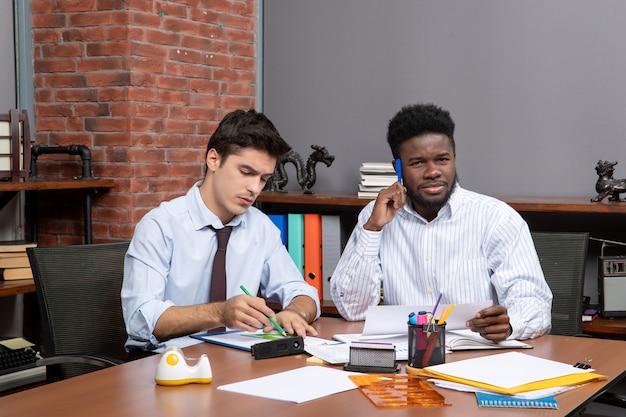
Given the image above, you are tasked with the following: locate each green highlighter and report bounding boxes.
[239,285,288,337]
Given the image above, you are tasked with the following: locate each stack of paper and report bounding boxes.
[416,351,606,395]
[358,162,396,198]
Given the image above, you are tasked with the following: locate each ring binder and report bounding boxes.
[476,392,559,409]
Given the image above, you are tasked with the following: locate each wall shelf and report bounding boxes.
[258,192,626,214]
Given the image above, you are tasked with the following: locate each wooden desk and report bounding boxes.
[0,178,115,244]
[583,316,626,339]
[3,317,626,417]
[0,279,35,297]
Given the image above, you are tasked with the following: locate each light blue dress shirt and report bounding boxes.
[330,185,552,340]
[122,181,320,351]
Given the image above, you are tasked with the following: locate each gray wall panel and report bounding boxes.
[263,0,626,197]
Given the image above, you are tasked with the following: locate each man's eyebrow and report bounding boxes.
[240,163,274,177]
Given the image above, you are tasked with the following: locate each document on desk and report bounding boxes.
[418,351,607,395]
[192,329,332,352]
[330,301,492,357]
[218,366,360,403]
[361,301,492,335]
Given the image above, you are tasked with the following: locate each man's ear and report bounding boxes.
[206,148,221,172]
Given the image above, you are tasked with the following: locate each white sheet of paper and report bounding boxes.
[362,301,492,335]
[217,366,360,403]
[425,351,592,389]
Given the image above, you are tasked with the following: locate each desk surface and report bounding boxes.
[3,318,626,417]
[583,316,626,338]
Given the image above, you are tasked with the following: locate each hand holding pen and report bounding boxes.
[363,159,406,232]
[240,285,288,336]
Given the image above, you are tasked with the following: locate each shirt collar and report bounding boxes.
[186,181,244,230]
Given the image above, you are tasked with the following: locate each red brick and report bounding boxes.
[34,59,77,73]
[128,87,159,102]
[32,14,66,29]
[156,2,188,19]
[35,118,66,131]
[45,74,87,88]
[51,0,97,13]
[74,103,111,117]
[87,72,131,87]
[42,43,84,58]
[36,104,75,117]
[158,89,190,105]
[87,42,131,57]
[169,164,203,177]
[132,43,168,59]
[93,132,133,146]
[69,12,113,27]
[63,27,107,42]
[156,75,189,91]
[98,0,128,11]
[145,28,181,46]
[57,89,99,102]
[33,29,62,43]
[165,119,197,134]
[78,57,124,72]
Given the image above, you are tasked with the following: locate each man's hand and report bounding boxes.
[221,294,277,332]
[275,309,318,337]
[465,305,512,343]
[363,182,406,231]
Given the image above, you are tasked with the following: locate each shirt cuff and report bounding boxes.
[355,226,382,257]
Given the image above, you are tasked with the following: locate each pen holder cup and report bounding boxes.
[407,322,445,369]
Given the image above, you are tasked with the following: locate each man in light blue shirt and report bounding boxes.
[331,104,552,342]
[122,109,320,354]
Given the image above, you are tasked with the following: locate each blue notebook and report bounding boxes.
[476,392,559,409]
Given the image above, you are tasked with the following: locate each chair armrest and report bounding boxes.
[36,354,124,369]
[594,391,626,408]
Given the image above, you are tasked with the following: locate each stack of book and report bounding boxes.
[0,240,37,280]
[358,162,396,199]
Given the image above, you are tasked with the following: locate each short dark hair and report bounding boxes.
[206,109,291,160]
[387,103,455,159]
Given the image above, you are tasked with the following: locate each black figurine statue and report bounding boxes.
[266,145,335,194]
[591,160,626,202]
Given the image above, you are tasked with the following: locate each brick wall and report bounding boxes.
[30,0,257,245]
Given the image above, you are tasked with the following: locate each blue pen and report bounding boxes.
[395,158,402,184]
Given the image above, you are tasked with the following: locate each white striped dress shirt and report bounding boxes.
[331,185,552,340]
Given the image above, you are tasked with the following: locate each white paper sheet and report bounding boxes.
[362,301,492,335]
[217,366,360,403]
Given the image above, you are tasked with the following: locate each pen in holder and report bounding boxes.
[407,321,446,369]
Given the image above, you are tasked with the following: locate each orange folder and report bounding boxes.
[303,213,323,301]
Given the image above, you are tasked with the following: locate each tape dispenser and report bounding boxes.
[155,346,213,386]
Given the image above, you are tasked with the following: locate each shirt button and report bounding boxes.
[427,223,432,229]
[425,255,430,261]
[428,287,434,294]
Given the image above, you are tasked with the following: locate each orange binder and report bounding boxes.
[303,213,323,301]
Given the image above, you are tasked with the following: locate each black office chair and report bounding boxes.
[27,242,130,382]
[531,232,589,336]
[531,232,626,411]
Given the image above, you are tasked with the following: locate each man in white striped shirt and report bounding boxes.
[331,103,552,342]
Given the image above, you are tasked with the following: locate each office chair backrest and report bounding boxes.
[27,242,130,380]
[531,232,589,336]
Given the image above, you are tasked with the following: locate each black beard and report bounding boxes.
[407,173,458,211]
